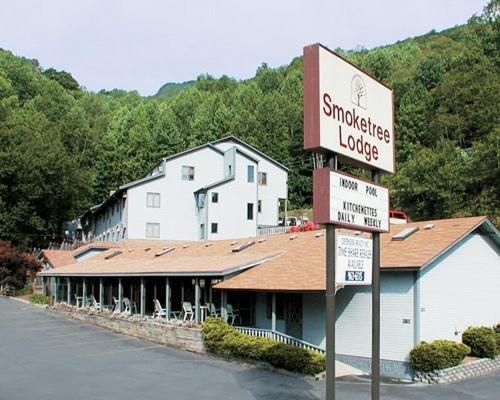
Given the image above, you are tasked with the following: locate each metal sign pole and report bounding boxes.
[371,170,381,400]
[326,155,337,400]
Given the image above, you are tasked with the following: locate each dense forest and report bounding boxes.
[0,2,498,246]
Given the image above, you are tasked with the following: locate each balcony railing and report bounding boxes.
[257,226,288,237]
[234,326,325,354]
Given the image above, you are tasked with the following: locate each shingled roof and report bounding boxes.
[216,216,498,291]
[38,217,498,290]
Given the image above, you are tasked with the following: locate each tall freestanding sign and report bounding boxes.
[303,43,395,400]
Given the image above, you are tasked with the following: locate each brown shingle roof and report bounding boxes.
[39,217,494,291]
[216,216,491,291]
[41,250,77,268]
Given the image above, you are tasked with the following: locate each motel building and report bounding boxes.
[75,136,288,242]
[38,215,500,378]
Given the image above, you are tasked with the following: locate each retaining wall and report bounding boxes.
[413,356,500,384]
[53,309,205,354]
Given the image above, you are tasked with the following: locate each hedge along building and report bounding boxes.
[38,216,500,378]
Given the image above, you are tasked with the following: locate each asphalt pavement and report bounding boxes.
[0,297,498,400]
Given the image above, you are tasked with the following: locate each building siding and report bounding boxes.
[419,233,500,342]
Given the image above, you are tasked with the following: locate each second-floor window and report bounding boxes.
[182,165,195,181]
[146,223,160,238]
[212,192,218,203]
[258,200,262,213]
[258,172,267,185]
[247,165,254,183]
[146,192,161,208]
[211,223,218,234]
[247,203,254,220]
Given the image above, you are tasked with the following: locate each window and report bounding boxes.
[211,192,218,203]
[182,165,195,181]
[247,165,254,183]
[258,172,267,185]
[211,223,218,234]
[146,192,161,208]
[200,224,205,240]
[247,203,254,220]
[146,223,160,238]
[258,200,262,213]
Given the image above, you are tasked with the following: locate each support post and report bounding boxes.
[195,277,201,324]
[220,290,227,321]
[52,277,57,304]
[42,277,47,296]
[165,277,171,321]
[271,293,277,332]
[118,278,123,313]
[82,278,87,307]
[99,278,104,308]
[371,170,381,400]
[67,278,71,305]
[140,277,145,318]
[326,155,337,400]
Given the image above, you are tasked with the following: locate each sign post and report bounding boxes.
[304,42,395,400]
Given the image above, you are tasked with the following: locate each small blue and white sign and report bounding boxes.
[336,234,372,285]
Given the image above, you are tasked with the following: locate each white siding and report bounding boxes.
[126,147,224,241]
[301,272,415,362]
[419,233,500,342]
[213,139,288,227]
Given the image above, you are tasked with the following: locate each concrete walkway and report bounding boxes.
[1,297,499,400]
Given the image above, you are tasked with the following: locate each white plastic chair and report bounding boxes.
[90,295,102,311]
[153,299,167,319]
[208,303,220,317]
[122,297,131,314]
[226,304,240,325]
[182,302,194,321]
[112,297,121,313]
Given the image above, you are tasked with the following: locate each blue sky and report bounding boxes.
[1,0,488,95]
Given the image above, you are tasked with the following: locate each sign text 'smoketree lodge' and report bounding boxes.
[304,43,395,174]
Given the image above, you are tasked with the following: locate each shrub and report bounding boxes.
[202,317,325,375]
[462,326,498,358]
[409,340,470,372]
[29,294,49,305]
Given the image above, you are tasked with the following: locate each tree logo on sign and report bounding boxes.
[351,75,367,109]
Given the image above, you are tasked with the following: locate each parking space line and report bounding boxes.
[78,344,163,358]
[38,331,101,340]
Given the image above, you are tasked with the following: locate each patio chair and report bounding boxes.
[153,299,167,319]
[112,297,121,313]
[182,302,194,321]
[226,304,240,325]
[89,295,102,311]
[122,297,131,314]
[208,303,220,317]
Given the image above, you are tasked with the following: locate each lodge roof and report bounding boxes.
[38,217,498,290]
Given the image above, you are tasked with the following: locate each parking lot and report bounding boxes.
[0,298,498,400]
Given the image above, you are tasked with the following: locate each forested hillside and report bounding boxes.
[0,2,498,246]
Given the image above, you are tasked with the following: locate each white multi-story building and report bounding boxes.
[80,136,288,241]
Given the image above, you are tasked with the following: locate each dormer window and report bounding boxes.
[182,166,195,181]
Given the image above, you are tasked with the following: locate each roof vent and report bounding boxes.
[353,231,362,236]
[315,232,324,238]
[258,238,266,243]
[128,249,135,253]
[289,235,298,240]
[232,241,255,252]
[182,244,190,249]
[105,250,122,260]
[155,247,175,257]
[205,243,213,248]
[392,226,419,241]
[230,241,238,246]
[144,247,151,252]
[424,223,435,230]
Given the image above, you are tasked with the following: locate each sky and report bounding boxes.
[1,0,489,95]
